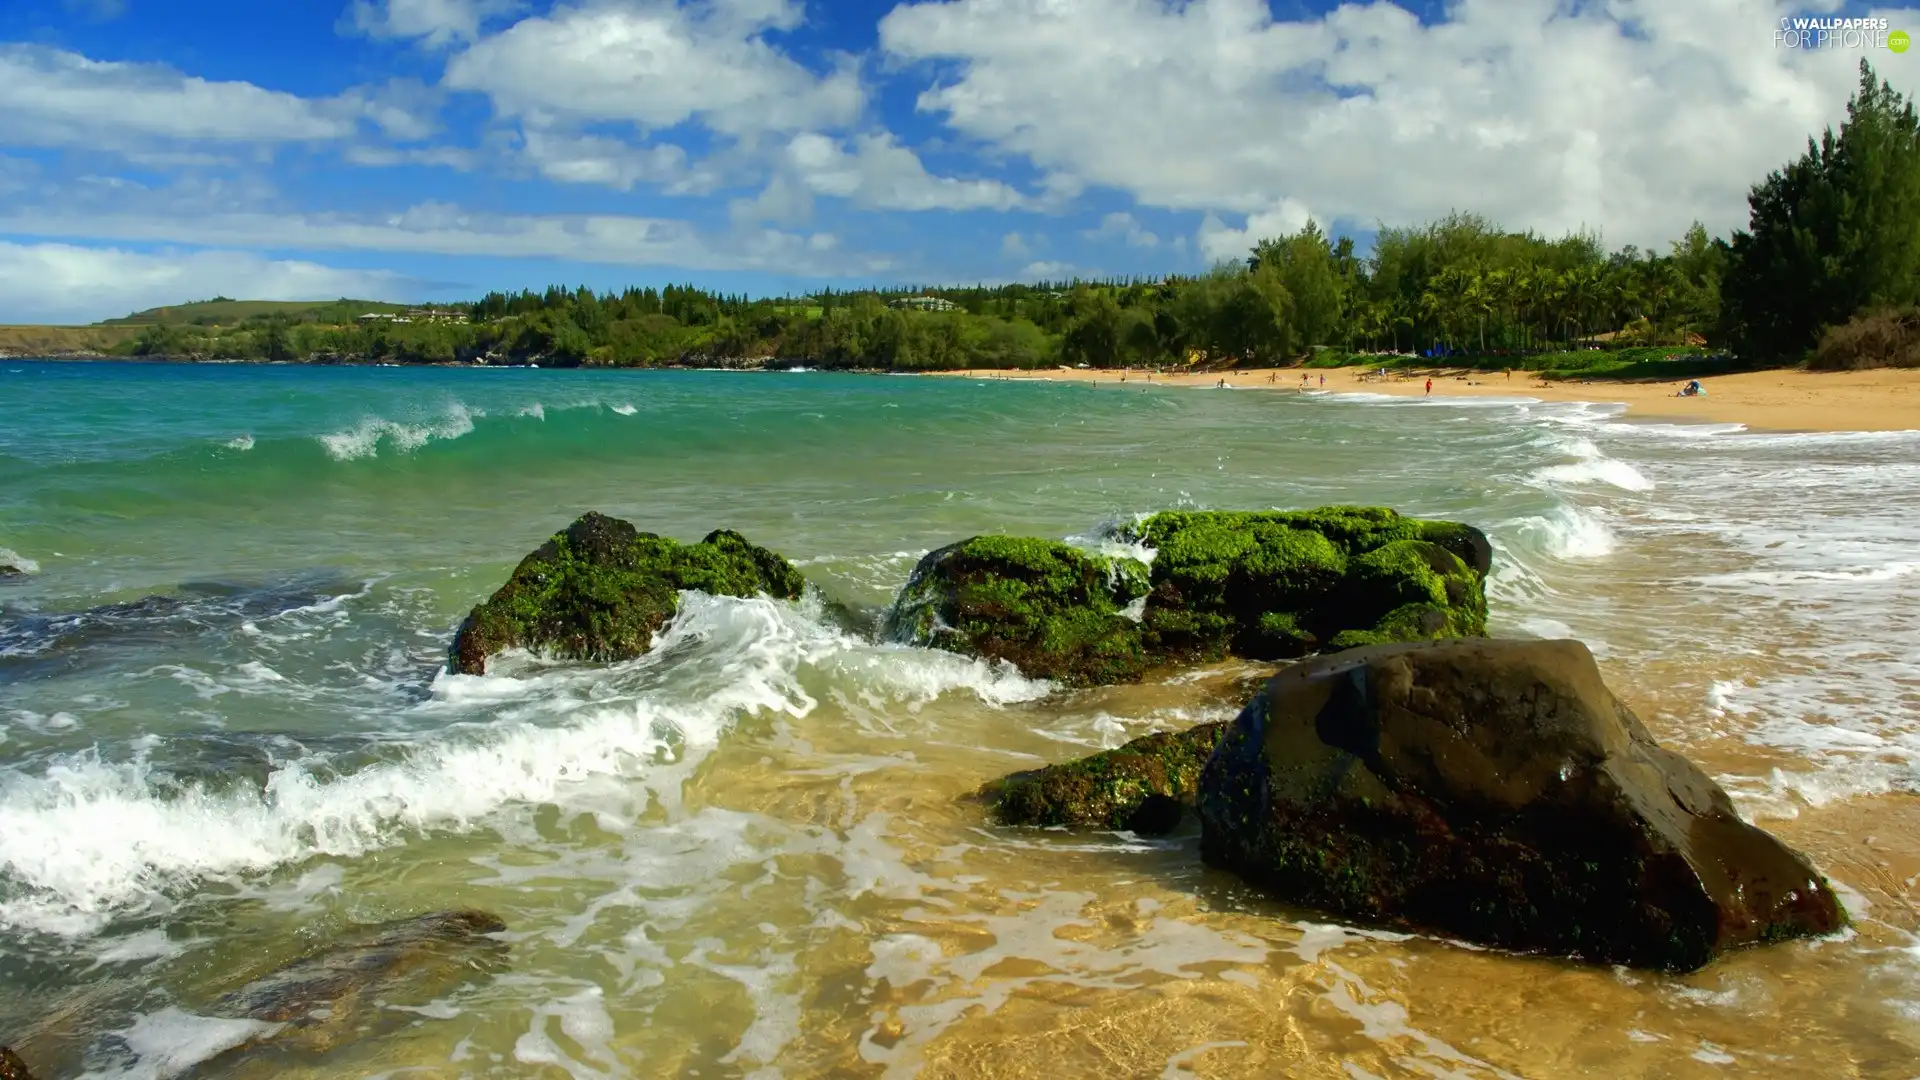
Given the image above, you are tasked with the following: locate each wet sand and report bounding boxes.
[939,366,1920,433]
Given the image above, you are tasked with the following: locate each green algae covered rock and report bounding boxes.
[450,512,805,674]
[1198,638,1849,972]
[881,535,1151,686]
[983,722,1226,834]
[1123,507,1488,662]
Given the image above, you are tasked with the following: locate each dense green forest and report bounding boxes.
[114,62,1919,374]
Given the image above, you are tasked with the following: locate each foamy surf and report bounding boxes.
[0,592,1048,938]
[1532,437,1654,491]
[76,1007,283,1080]
[317,402,481,460]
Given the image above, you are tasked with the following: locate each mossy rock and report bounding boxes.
[881,535,1150,687]
[450,512,805,674]
[1122,507,1489,662]
[983,722,1226,834]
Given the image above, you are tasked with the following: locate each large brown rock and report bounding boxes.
[1197,638,1847,971]
[211,909,509,1056]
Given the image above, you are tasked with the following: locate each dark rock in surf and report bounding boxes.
[0,566,27,585]
[882,535,1152,687]
[1198,638,1848,972]
[0,579,359,680]
[983,722,1226,834]
[450,512,806,675]
[211,909,509,1055]
[0,1047,37,1080]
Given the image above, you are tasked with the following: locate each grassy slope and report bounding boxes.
[0,325,145,354]
[98,298,410,326]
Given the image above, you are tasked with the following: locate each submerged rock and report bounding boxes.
[1198,638,1847,972]
[1124,507,1488,662]
[0,565,27,585]
[0,1047,36,1080]
[983,722,1226,834]
[450,512,805,674]
[882,535,1152,686]
[212,909,509,1055]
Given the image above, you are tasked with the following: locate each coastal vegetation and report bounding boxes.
[9,63,1914,375]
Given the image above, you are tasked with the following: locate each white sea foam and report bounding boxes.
[317,402,480,461]
[1503,504,1618,560]
[518,402,546,420]
[611,403,638,416]
[223,435,253,451]
[0,547,39,574]
[1065,513,1158,566]
[1532,437,1654,491]
[79,1007,282,1080]
[0,593,1050,937]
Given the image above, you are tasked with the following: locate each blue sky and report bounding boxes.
[0,0,1912,323]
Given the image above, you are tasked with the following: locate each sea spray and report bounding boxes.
[0,593,1048,937]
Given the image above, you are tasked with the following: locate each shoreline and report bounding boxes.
[12,354,1916,433]
[935,365,1920,434]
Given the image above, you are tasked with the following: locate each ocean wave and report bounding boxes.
[1501,504,1618,560]
[611,403,638,416]
[317,402,482,461]
[1531,437,1654,491]
[223,435,254,451]
[0,547,38,575]
[0,592,1048,938]
[1692,561,1920,588]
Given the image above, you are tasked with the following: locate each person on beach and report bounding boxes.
[1425,378,1433,395]
[1319,374,1325,387]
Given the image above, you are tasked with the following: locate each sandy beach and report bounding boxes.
[941,364,1920,433]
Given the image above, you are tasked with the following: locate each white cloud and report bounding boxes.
[1197,198,1313,264]
[350,0,524,47]
[345,145,478,170]
[514,130,690,190]
[444,0,862,137]
[880,0,1920,248]
[0,200,890,277]
[0,46,449,159]
[0,45,358,149]
[0,242,415,325]
[1088,211,1159,247]
[1021,260,1073,279]
[1001,231,1029,258]
[729,131,1028,221]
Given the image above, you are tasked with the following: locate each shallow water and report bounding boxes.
[1,361,1916,1078]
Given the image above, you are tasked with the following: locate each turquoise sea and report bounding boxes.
[1,360,1917,1078]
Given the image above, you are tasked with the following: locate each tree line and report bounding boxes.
[129,62,1919,372]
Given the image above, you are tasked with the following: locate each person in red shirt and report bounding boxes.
[1425,378,1433,395]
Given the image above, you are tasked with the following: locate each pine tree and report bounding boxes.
[1723,60,1920,361]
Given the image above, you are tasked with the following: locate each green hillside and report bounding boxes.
[0,324,145,354]
[99,298,409,327]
